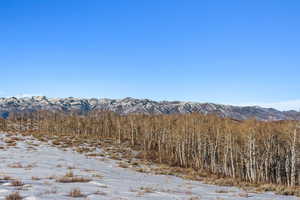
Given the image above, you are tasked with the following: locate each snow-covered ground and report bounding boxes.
[0,133,298,200]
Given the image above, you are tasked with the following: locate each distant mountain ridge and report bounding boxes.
[0,96,299,121]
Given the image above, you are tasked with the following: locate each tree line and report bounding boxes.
[0,110,299,186]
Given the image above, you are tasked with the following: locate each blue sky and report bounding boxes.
[1,0,300,110]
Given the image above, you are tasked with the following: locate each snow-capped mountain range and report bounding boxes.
[0,96,299,121]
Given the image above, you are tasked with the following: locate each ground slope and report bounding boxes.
[0,133,298,200]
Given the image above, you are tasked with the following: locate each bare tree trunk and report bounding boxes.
[291,129,297,186]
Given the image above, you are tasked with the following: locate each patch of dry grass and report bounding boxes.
[203,177,237,187]
[57,176,91,183]
[109,153,122,160]
[8,162,36,170]
[4,138,17,144]
[65,171,74,177]
[67,166,76,170]
[11,179,24,187]
[238,193,250,198]
[256,184,300,197]
[94,190,107,196]
[31,176,41,180]
[86,153,105,157]
[91,173,103,179]
[1,175,13,180]
[5,192,22,200]
[51,140,61,146]
[188,197,201,200]
[7,163,23,168]
[69,188,85,197]
[134,167,149,173]
[136,186,156,196]
[117,162,129,168]
[75,147,93,153]
[215,190,227,193]
[56,171,91,183]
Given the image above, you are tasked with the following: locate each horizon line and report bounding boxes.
[1,95,300,112]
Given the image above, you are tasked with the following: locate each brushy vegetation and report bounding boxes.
[0,110,299,195]
[5,192,22,200]
[69,188,85,197]
[56,171,91,183]
[10,179,24,187]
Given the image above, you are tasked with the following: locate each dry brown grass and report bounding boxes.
[215,190,229,193]
[94,190,107,196]
[65,171,74,177]
[203,177,236,187]
[24,163,36,170]
[67,166,76,170]
[39,187,58,195]
[109,153,122,160]
[136,186,156,196]
[4,138,17,144]
[86,153,105,157]
[117,162,129,168]
[92,174,103,179]
[6,143,17,147]
[10,136,23,141]
[51,140,61,146]
[8,163,23,168]
[256,184,300,197]
[1,175,13,180]
[3,137,17,147]
[5,192,22,200]
[31,176,41,180]
[43,181,52,186]
[69,188,85,197]
[75,147,93,153]
[8,162,36,170]
[57,176,91,183]
[238,193,250,198]
[11,179,24,187]
[188,197,201,200]
[56,172,91,183]
[140,186,155,193]
[134,167,149,173]
[46,175,56,180]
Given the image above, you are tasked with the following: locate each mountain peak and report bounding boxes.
[0,97,299,121]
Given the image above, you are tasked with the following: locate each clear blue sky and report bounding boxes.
[1,0,300,110]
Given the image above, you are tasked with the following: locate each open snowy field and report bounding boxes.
[0,133,298,200]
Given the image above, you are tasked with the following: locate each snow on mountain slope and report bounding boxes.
[0,96,300,121]
[0,133,298,200]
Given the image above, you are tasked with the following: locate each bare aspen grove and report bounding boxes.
[1,111,299,188]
